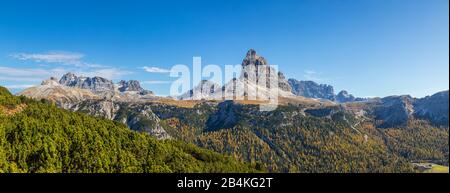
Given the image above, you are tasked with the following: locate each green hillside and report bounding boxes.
[0,86,260,173]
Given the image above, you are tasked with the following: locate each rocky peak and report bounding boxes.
[119,80,153,95]
[242,49,268,67]
[336,90,356,103]
[59,72,78,86]
[240,49,291,93]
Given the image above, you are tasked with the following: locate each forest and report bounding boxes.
[152,102,448,172]
[0,86,260,173]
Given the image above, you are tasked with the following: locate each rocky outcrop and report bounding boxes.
[288,79,335,101]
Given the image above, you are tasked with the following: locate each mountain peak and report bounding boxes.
[41,77,60,86]
[246,49,257,57]
[288,78,335,101]
[242,49,267,66]
[118,80,153,95]
[336,90,356,103]
[58,72,115,94]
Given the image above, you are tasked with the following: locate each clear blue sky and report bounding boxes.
[0,0,448,97]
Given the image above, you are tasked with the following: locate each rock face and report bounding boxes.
[288,79,335,101]
[413,90,449,126]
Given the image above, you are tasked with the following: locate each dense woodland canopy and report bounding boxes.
[0,86,259,173]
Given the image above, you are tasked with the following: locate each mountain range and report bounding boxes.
[9,49,449,172]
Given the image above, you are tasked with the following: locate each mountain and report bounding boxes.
[0,86,260,173]
[379,93,448,127]
[118,80,153,95]
[373,95,415,128]
[228,49,293,98]
[288,79,335,101]
[179,49,293,100]
[58,72,153,97]
[20,73,156,104]
[59,72,115,94]
[335,90,366,103]
[18,77,99,108]
[240,49,292,93]
[342,91,449,128]
[414,90,449,126]
[288,78,365,103]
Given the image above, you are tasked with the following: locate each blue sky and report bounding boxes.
[0,0,448,97]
